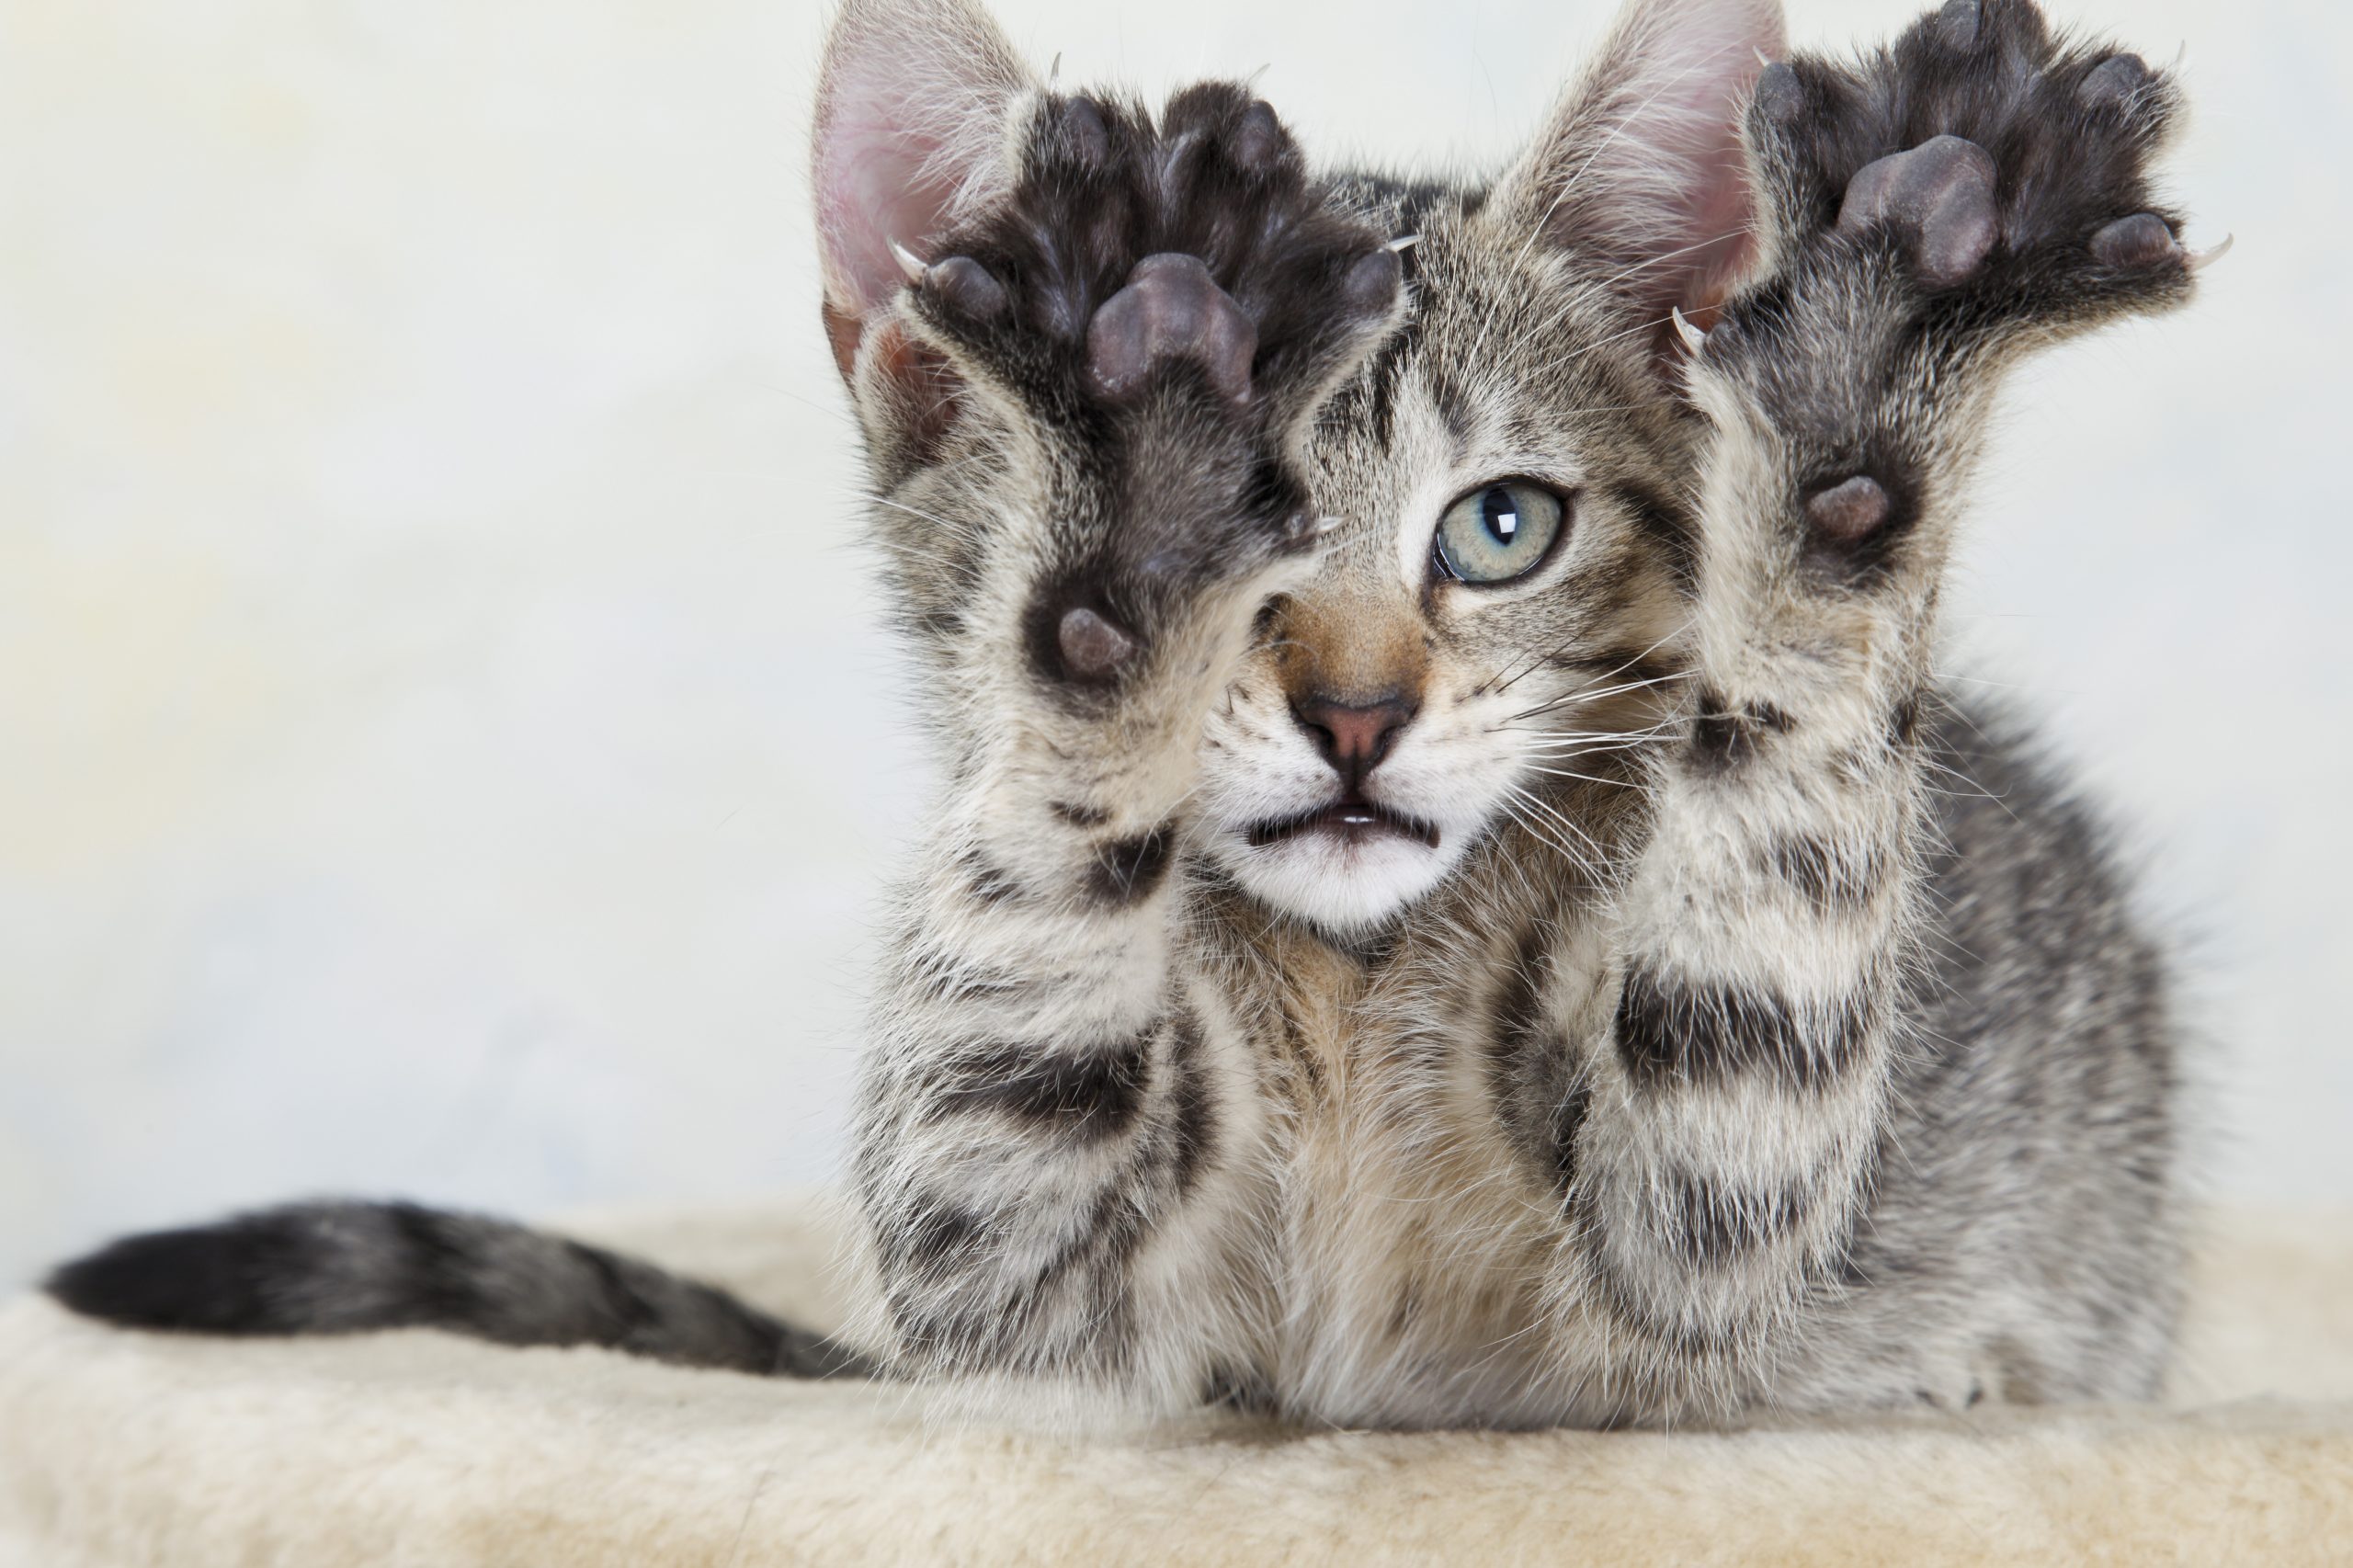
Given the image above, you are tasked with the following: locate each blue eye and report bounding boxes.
[1434,481,1567,584]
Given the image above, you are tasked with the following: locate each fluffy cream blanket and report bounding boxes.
[3,1197,2348,1567]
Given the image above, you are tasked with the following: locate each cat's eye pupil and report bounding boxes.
[1482,486,1519,543]
[1434,479,1566,586]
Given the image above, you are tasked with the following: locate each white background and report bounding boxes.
[4,0,2347,1289]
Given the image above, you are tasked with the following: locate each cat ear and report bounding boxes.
[1491,0,1785,325]
[813,0,1038,379]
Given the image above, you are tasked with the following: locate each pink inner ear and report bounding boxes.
[815,91,971,324]
[1660,108,1764,327]
[812,1,1032,372]
[1553,0,1787,321]
[1644,22,1780,319]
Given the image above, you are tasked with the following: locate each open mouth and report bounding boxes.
[1246,798,1441,851]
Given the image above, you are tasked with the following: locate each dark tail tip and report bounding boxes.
[46,1215,304,1334]
[46,1201,887,1383]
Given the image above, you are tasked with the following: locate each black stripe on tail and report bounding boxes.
[45,1200,877,1380]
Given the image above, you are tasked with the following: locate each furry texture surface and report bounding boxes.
[4,1195,2349,1567]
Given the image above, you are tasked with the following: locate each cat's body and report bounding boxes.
[50,0,2203,1431]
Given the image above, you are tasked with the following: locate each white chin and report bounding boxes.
[1212,829,1462,933]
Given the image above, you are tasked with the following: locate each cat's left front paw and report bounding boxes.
[1692,1,2223,585]
[1746,0,2222,340]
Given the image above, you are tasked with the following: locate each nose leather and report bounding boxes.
[1290,692,1417,788]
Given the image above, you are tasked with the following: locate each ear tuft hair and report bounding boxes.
[1494,0,1786,324]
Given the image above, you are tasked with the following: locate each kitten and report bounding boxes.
[50,0,2211,1429]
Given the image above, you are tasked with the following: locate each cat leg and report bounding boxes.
[1560,0,2208,1417]
[848,85,1402,1415]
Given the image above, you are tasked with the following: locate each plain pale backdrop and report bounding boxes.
[2,0,2347,1290]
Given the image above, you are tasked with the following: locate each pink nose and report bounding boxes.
[1290,692,1416,786]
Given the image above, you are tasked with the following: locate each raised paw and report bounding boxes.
[1748,0,2217,328]
[1689,1,2218,583]
[903,83,1403,426]
[892,84,1404,690]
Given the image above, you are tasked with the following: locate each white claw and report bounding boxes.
[1314,516,1346,536]
[2186,233,2234,272]
[1671,305,1708,355]
[1755,46,1778,68]
[888,239,927,286]
[1048,51,1063,85]
[1387,233,1421,253]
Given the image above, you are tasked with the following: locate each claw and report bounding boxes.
[1670,305,1708,355]
[1315,515,1346,536]
[888,239,927,286]
[1754,45,1777,68]
[1387,233,1421,253]
[2186,233,2234,272]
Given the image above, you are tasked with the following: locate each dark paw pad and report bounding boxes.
[1086,254,1258,404]
[1057,605,1141,683]
[1836,135,1997,290]
[1805,474,1893,546]
[1340,246,1404,318]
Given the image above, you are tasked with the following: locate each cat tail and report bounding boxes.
[43,1199,879,1380]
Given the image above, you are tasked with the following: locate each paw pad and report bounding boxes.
[1227,100,1288,176]
[1058,606,1140,683]
[1837,135,1998,290]
[1805,475,1893,546]
[1086,254,1259,404]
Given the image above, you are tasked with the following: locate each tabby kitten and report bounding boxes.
[51,0,2212,1430]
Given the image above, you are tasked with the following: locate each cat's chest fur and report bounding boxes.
[1198,852,1625,1426]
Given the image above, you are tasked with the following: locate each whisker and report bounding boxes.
[1496,619,1688,697]
[1526,765,1650,792]
[1500,670,1690,726]
[1502,782,1617,873]
[1498,795,1599,881]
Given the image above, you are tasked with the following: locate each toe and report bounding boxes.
[2076,53,2152,113]
[2090,212,2181,270]
[1934,0,1980,50]
[922,257,1009,324]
